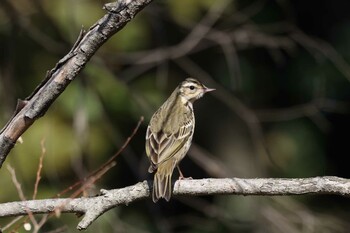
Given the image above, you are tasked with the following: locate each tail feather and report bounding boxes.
[152,161,175,202]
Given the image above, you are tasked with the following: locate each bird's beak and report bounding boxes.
[203,86,216,93]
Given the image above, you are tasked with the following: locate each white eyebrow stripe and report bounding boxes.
[183,82,200,87]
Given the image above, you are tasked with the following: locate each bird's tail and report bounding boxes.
[152,160,175,202]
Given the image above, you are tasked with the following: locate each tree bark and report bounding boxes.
[0,176,349,230]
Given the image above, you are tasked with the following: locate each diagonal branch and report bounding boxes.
[0,176,350,230]
[0,0,153,168]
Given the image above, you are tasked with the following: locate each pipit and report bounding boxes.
[146,78,215,202]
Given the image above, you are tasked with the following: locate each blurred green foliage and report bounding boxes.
[1,0,350,232]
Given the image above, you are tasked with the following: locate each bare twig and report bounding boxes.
[56,116,144,198]
[33,138,46,200]
[7,164,39,229]
[53,161,117,219]
[7,165,27,202]
[0,177,350,230]
[1,216,23,232]
[5,139,47,232]
[67,162,116,200]
[92,116,144,177]
[0,0,153,168]
[2,117,143,232]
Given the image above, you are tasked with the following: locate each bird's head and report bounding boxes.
[179,78,215,103]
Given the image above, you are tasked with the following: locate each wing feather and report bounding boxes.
[146,118,193,170]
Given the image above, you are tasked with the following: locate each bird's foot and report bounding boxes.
[178,176,193,180]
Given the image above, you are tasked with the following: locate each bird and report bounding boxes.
[145,78,215,202]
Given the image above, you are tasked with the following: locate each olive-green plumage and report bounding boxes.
[145,78,214,202]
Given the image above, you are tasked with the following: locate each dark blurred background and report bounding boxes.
[1,0,350,232]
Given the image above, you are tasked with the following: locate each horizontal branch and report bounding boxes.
[0,176,349,230]
[0,0,153,168]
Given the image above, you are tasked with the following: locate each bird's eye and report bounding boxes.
[189,85,195,90]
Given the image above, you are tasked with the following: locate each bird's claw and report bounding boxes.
[178,176,193,180]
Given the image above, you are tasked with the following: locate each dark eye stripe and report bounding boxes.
[183,83,198,89]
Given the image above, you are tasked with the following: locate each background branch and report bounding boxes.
[0,0,153,168]
[0,176,349,230]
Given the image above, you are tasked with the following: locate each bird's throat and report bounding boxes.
[180,95,193,111]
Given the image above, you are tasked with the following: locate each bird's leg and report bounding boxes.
[177,166,192,180]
